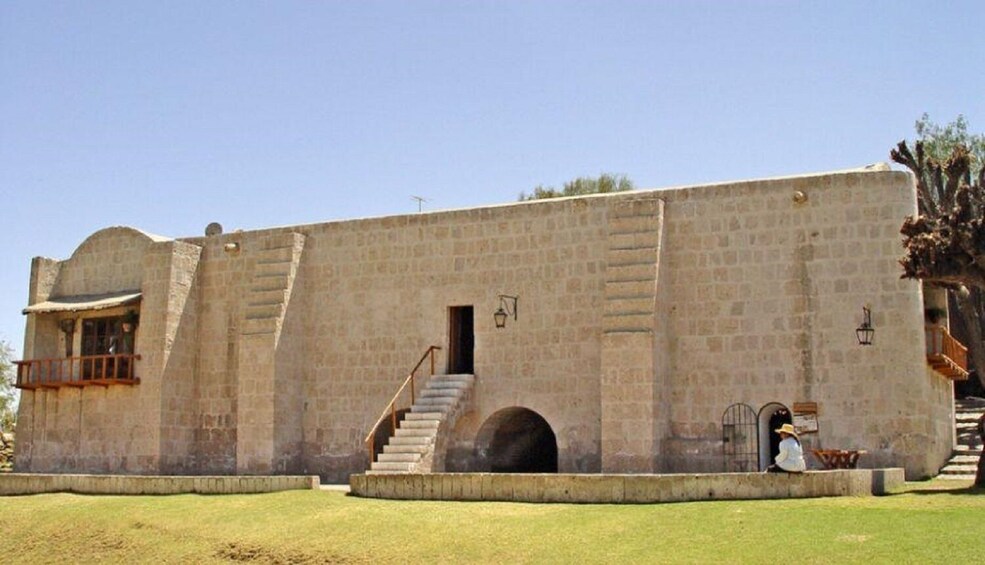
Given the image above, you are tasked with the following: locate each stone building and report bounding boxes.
[13,167,966,482]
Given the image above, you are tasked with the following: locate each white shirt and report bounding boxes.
[775,437,807,472]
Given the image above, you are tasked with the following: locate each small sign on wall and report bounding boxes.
[792,402,819,435]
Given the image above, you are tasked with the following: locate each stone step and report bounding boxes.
[946,454,981,464]
[400,419,440,429]
[430,374,474,383]
[421,389,462,399]
[394,427,434,438]
[608,214,658,235]
[606,262,657,283]
[605,280,656,299]
[383,444,429,455]
[604,297,656,317]
[387,436,432,446]
[245,304,282,319]
[369,462,414,472]
[955,413,984,422]
[956,421,979,429]
[256,260,293,277]
[953,445,983,454]
[936,474,977,481]
[426,380,471,390]
[256,245,296,263]
[939,464,979,474]
[608,231,660,251]
[411,404,449,414]
[405,412,445,421]
[414,396,457,407]
[608,246,658,265]
[248,289,288,307]
[603,312,653,332]
[376,453,420,463]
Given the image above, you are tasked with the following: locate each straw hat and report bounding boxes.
[774,423,799,438]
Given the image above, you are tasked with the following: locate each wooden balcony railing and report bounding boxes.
[926,326,969,381]
[364,346,441,465]
[14,354,142,390]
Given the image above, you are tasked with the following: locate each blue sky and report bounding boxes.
[2,1,984,357]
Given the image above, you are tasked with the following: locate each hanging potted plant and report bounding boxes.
[121,310,140,333]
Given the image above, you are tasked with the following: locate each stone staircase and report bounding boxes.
[938,397,984,480]
[368,374,475,474]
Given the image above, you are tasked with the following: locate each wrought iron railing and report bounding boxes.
[364,346,441,465]
[14,354,142,389]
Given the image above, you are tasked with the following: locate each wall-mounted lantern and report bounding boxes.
[59,318,76,336]
[494,295,519,329]
[855,307,874,346]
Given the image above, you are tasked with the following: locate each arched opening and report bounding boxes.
[371,408,410,463]
[474,407,558,473]
[758,403,792,471]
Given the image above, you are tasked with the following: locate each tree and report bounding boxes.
[914,113,985,172]
[891,130,985,487]
[0,340,15,433]
[519,173,634,201]
[893,116,985,393]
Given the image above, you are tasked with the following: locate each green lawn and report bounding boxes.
[2,480,982,564]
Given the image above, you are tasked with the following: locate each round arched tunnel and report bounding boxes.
[475,407,558,473]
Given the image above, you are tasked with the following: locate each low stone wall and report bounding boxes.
[350,469,905,503]
[0,474,320,496]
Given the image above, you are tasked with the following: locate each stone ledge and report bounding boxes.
[349,469,905,503]
[0,474,320,495]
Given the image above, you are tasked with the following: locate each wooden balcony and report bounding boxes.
[14,354,141,390]
[926,327,969,381]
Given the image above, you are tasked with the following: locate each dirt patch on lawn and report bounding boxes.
[215,541,355,564]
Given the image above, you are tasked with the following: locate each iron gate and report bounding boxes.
[722,403,759,472]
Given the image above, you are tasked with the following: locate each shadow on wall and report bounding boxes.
[472,407,557,473]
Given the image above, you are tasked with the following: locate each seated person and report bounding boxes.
[766,423,806,473]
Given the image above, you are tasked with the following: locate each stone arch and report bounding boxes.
[758,402,792,471]
[474,407,558,473]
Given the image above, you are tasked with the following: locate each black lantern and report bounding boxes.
[494,295,518,329]
[855,307,874,346]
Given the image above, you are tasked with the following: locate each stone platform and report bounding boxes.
[0,473,320,495]
[349,469,905,503]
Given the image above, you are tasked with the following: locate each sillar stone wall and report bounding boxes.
[15,168,954,480]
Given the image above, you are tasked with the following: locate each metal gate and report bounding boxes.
[722,403,759,472]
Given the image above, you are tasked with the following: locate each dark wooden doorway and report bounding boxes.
[448,306,474,374]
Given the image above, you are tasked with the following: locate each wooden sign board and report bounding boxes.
[793,413,819,434]
[793,402,818,415]
[793,402,819,434]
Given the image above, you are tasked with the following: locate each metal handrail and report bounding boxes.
[364,346,441,464]
[14,354,142,389]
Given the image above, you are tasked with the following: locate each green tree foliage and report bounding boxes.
[914,113,985,176]
[519,173,634,201]
[0,340,15,433]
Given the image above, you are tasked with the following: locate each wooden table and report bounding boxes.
[811,449,867,469]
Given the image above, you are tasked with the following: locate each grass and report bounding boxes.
[1,480,983,564]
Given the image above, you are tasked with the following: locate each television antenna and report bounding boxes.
[411,195,428,213]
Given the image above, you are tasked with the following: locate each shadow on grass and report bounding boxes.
[904,483,984,496]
